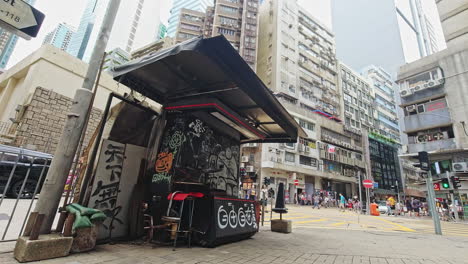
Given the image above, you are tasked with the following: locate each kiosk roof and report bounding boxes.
[111,36,305,143]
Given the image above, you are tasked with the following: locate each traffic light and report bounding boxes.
[263,177,271,186]
[451,176,461,189]
[441,178,450,189]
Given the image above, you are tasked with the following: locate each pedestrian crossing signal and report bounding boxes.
[451,176,461,189]
[441,178,450,189]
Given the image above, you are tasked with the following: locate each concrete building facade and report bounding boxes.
[436,0,468,47]
[397,39,468,203]
[256,0,366,201]
[43,23,76,52]
[174,0,260,70]
[0,45,135,153]
[167,0,214,37]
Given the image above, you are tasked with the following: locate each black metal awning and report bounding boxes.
[111,36,305,143]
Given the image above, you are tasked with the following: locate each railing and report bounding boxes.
[0,145,59,242]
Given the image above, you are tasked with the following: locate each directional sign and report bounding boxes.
[363,179,373,189]
[0,0,45,40]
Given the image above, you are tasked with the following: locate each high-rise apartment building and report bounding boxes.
[43,23,76,51]
[174,0,260,70]
[102,48,130,71]
[68,0,161,62]
[331,0,441,78]
[167,0,213,37]
[362,65,401,142]
[256,0,366,201]
[339,63,376,133]
[0,0,35,69]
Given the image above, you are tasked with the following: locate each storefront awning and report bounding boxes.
[111,36,305,143]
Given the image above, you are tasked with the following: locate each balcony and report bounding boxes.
[408,138,457,154]
[404,107,452,132]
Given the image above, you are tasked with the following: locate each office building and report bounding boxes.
[68,0,161,62]
[331,0,441,77]
[43,23,76,51]
[256,0,366,201]
[157,23,167,40]
[0,0,36,69]
[166,0,213,37]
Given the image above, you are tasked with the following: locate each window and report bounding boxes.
[180,23,200,31]
[285,142,295,148]
[218,27,235,36]
[300,155,317,167]
[298,118,315,131]
[219,16,237,25]
[285,152,295,162]
[220,5,237,13]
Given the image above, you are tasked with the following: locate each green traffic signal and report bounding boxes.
[441,178,450,189]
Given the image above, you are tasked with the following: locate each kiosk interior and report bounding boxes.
[88,36,304,247]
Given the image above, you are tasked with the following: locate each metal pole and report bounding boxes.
[31,0,122,234]
[366,188,370,215]
[358,170,362,214]
[447,171,459,221]
[426,171,442,235]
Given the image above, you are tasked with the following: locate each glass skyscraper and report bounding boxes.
[0,0,35,69]
[43,23,76,51]
[67,0,108,60]
[166,0,213,37]
[67,0,160,62]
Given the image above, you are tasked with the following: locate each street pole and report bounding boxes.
[446,171,459,221]
[357,170,363,214]
[31,0,122,234]
[426,170,442,235]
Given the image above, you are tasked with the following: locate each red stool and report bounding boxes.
[162,192,204,249]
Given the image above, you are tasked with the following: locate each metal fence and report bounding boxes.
[0,145,54,242]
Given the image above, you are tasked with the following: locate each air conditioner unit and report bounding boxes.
[438,79,445,85]
[241,156,249,162]
[246,166,255,172]
[400,89,412,97]
[298,144,304,152]
[453,162,468,172]
[414,85,423,91]
[406,105,417,112]
[305,146,310,153]
[240,163,245,168]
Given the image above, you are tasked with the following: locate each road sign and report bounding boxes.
[363,179,373,189]
[0,0,45,40]
[294,179,299,186]
[373,182,379,188]
[433,183,440,191]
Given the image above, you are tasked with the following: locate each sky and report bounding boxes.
[7,0,445,68]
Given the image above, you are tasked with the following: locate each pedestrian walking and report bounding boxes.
[339,193,346,212]
[312,195,321,209]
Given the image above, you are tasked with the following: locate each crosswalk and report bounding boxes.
[261,206,468,237]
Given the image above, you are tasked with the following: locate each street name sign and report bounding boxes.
[363,179,373,189]
[0,0,44,40]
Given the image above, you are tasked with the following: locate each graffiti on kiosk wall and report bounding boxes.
[153,114,239,196]
[215,199,257,237]
[90,142,125,238]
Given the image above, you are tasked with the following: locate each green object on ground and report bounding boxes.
[66,203,106,231]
